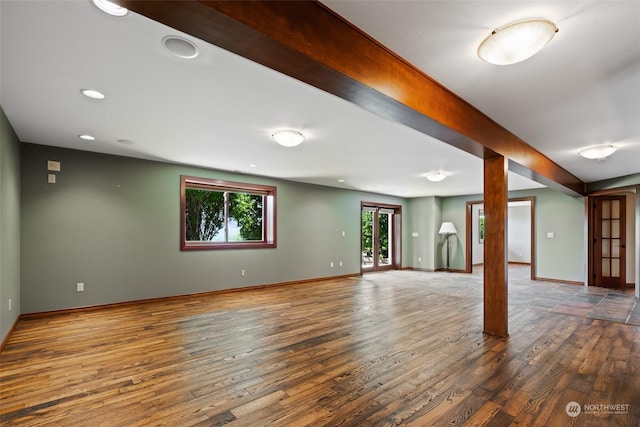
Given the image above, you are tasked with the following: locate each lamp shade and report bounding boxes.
[439,222,457,235]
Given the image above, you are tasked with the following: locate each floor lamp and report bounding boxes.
[439,222,457,272]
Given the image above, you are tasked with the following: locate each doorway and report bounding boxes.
[591,195,627,288]
[465,197,535,279]
[361,202,401,272]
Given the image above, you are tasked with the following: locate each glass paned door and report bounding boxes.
[361,208,375,269]
[361,205,399,271]
[377,209,393,267]
[594,196,626,288]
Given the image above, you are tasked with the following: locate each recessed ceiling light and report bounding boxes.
[478,18,558,65]
[162,36,199,59]
[338,179,345,183]
[272,129,305,147]
[92,0,128,17]
[425,171,446,182]
[81,89,106,100]
[578,144,617,160]
[249,164,257,168]
[117,139,133,145]
[79,134,96,141]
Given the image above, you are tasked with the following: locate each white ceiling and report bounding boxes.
[1,1,639,198]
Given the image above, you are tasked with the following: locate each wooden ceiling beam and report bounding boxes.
[115,0,585,196]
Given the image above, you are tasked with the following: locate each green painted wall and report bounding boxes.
[21,143,409,313]
[1,107,21,342]
[406,196,442,270]
[526,188,585,282]
[438,188,586,282]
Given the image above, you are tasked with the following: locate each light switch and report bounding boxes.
[412,232,419,237]
[547,232,555,238]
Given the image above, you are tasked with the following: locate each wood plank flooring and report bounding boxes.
[1,267,639,426]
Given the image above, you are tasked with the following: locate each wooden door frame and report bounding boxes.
[586,186,638,292]
[465,197,535,280]
[361,202,402,273]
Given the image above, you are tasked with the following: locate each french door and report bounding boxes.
[361,203,401,272]
[593,196,626,288]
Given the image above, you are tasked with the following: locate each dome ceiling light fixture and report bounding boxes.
[92,0,128,17]
[425,171,446,182]
[578,144,617,160]
[272,129,305,147]
[478,18,558,65]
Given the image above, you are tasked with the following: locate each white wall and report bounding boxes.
[472,204,483,265]
[508,205,531,263]
[471,202,531,265]
[626,192,636,283]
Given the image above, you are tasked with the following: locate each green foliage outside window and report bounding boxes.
[229,192,263,241]
[185,189,264,242]
[184,189,225,241]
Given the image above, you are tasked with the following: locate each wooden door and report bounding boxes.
[593,196,626,288]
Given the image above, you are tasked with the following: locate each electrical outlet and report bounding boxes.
[48,174,56,184]
[8,298,12,311]
[330,262,334,268]
[339,261,343,267]
[418,256,422,262]
[77,282,84,292]
[241,269,246,277]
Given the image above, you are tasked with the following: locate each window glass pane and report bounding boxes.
[184,188,225,241]
[601,220,610,238]
[602,259,610,277]
[611,259,620,277]
[612,239,620,258]
[611,200,620,219]
[611,220,620,238]
[362,211,374,267]
[378,212,391,266]
[601,200,610,219]
[228,192,264,241]
[602,240,610,258]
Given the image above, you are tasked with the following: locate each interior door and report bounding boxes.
[594,196,626,288]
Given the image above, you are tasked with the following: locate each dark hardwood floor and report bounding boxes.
[1,267,639,426]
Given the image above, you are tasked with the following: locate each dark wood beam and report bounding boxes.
[114,0,585,196]
[483,156,509,337]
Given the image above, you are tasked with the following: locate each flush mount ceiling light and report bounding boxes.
[272,129,305,147]
[578,144,617,160]
[478,18,558,65]
[79,134,96,141]
[81,89,106,100]
[162,36,199,59]
[425,171,446,182]
[92,0,128,17]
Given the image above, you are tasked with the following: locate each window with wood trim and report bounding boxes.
[180,176,276,250]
